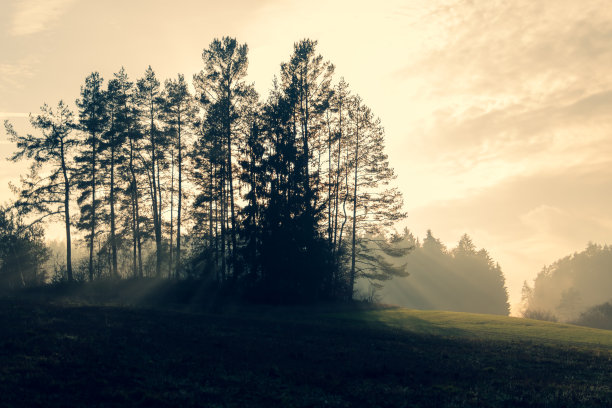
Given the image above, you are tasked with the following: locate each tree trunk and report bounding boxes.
[349,101,360,300]
[176,118,182,279]
[148,96,162,278]
[110,132,118,279]
[226,89,237,277]
[89,134,96,281]
[60,138,73,282]
[169,150,175,278]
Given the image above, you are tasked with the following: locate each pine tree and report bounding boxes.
[136,66,166,277]
[194,36,253,278]
[6,101,78,281]
[345,95,406,299]
[280,39,334,215]
[112,68,145,278]
[102,68,134,278]
[162,74,198,278]
[74,72,108,281]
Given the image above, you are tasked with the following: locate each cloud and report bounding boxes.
[0,112,28,118]
[391,0,612,207]
[404,163,612,309]
[0,55,39,90]
[10,0,77,36]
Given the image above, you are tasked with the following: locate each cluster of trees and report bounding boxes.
[572,301,612,330]
[0,206,48,290]
[366,230,510,315]
[521,243,612,322]
[3,37,406,302]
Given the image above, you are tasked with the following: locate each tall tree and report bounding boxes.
[346,96,406,299]
[75,72,107,281]
[113,68,145,278]
[194,36,252,277]
[162,74,198,277]
[328,78,351,293]
[102,68,133,278]
[136,66,165,277]
[6,101,78,281]
[280,39,334,213]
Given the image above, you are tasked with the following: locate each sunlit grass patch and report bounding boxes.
[329,307,612,349]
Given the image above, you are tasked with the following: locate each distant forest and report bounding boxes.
[2,37,408,302]
[366,230,510,316]
[522,243,612,322]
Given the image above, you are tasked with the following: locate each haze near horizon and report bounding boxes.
[2,0,612,313]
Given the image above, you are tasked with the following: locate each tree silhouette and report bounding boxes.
[0,205,48,289]
[3,37,412,304]
[194,37,252,278]
[74,72,107,281]
[136,66,166,277]
[6,101,78,281]
[161,74,198,278]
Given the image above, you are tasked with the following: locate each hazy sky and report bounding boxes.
[2,0,612,312]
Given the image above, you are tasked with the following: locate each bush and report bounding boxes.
[572,302,612,330]
[523,309,558,322]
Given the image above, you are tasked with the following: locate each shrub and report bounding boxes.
[572,302,612,330]
[523,309,558,322]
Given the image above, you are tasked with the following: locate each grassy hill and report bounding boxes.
[1,297,611,407]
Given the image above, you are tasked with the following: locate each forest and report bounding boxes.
[521,243,612,325]
[2,37,410,303]
[370,230,510,315]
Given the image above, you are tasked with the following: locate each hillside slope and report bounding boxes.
[1,299,611,407]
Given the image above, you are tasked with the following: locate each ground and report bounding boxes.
[0,297,611,407]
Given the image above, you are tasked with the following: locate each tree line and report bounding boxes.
[521,243,612,322]
[367,229,510,315]
[3,37,406,302]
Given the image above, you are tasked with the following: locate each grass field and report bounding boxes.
[1,297,611,407]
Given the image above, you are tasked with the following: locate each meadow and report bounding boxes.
[1,291,611,407]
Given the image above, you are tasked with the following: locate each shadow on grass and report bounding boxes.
[323,308,471,339]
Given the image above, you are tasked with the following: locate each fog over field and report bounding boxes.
[3,0,612,313]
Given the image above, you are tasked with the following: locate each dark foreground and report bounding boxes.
[1,299,611,407]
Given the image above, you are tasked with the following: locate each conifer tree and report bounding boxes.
[102,68,133,278]
[74,72,107,281]
[6,101,78,281]
[280,39,334,214]
[136,66,165,277]
[346,95,406,298]
[162,74,198,277]
[112,68,145,278]
[194,36,252,277]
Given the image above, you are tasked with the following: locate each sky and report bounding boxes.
[2,0,612,313]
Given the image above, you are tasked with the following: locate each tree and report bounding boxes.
[102,68,134,278]
[279,38,334,214]
[372,230,510,315]
[194,36,252,277]
[162,74,198,277]
[244,80,335,302]
[136,66,166,277]
[327,78,350,264]
[345,96,406,299]
[524,243,612,321]
[0,205,48,289]
[6,101,78,281]
[74,72,108,281]
[112,68,145,278]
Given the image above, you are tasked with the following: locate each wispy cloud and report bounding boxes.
[0,112,28,118]
[10,0,77,36]
[0,55,38,90]
[394,0,612,198]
